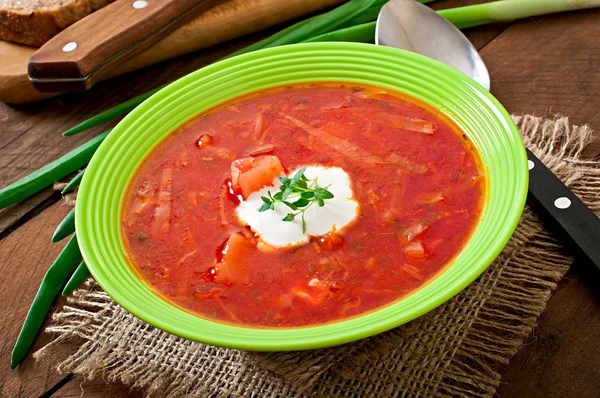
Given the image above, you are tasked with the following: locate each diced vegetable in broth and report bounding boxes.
[122,83,484,327]
[230,155,284,199]
[405,241,427,259]
[214,233,255,285]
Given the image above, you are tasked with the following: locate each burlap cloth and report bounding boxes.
[35,115,600,397]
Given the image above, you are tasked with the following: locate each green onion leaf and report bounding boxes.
[61,168,85,195]
[51,208,75,243]
[62,89,161,136]
[62,261,90,296]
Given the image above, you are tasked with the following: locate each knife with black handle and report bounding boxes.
[526,148,600,270]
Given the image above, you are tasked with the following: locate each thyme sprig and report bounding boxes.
[258,167,334,233]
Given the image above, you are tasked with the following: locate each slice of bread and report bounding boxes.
[0,0,115,47]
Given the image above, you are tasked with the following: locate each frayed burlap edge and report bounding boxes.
[34,115,599,397]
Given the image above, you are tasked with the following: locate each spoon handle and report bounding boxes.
[438,0,600,30]
[526,149,600,270]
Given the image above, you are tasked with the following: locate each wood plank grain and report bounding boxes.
[54,377,143,397]
[482,9,600,135]
[498,261,600,398]
[0,188,57,239]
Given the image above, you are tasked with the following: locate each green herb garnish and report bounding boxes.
[258,167,334,233]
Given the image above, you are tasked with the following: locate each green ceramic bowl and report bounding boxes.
[76,42,527,350]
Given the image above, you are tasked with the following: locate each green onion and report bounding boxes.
[62,261,90,296]
[305,21,376,44]
[225,15,319,59]
[61,168,85,194]
[0,130,110,210]
[51,208,75,243]
[264,0,385,48]
[62,91,160,136]
[10,234,82,369]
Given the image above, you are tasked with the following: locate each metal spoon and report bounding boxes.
[376,0,600,271]
[377,0,490,90]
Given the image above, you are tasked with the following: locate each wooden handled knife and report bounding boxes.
[28,0,224,92]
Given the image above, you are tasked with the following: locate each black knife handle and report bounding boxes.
[526,148,600,270]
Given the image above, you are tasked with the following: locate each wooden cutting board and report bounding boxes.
[0,0,344,104]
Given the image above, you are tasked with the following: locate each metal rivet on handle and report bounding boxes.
[62,42,78,52]
[132,0,148,9]
[527,160,535,170]
[554,197,572,209]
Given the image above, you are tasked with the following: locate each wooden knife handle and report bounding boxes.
[28,0,222,92]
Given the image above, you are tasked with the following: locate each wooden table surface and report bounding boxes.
[1,1,599,396]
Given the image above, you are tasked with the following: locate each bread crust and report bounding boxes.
[0,0,113,47]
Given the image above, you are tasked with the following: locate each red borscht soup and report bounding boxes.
[122,83,485,327]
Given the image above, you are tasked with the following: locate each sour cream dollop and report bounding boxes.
[236,166,359,248]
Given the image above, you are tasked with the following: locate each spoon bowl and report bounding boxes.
[376,0,490,90]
